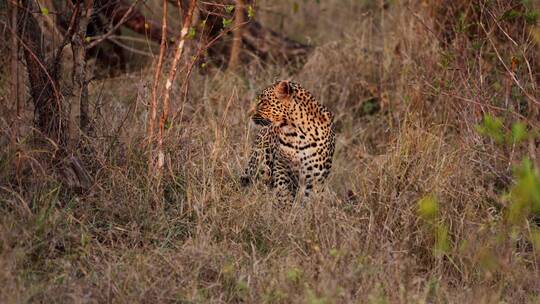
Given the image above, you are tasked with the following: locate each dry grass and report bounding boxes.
[1,0,540,303]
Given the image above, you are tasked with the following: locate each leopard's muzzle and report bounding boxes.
[251,113,271,126]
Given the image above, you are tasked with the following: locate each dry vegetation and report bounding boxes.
[1,0,540,303]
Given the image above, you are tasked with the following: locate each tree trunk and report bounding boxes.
[18,0,65,144]
[374,0,384,101]
[71,0,94,135]
[10,1,21,118]
[228,0,244,70]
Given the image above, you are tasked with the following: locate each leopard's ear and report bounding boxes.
[275,80,292,99]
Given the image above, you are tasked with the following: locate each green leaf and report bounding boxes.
[293,2,299,14]
[524,10,539,24]
[506,158,540,224]
[475,115,504,144]
[502,9,521,22]
[222,18,232,28]
[434,224,450,256]
[510,121,527,143]
[164,119,172,130]
[417,195,439,221]
[492,81,503,92]
[225,4,234,14]
[221,262,234,275]
[235,280,249,297]
[362,98,379,115]
[306,289,327,304]
[286,267,302,283]
[41,7,49,16]
[187,27,196,39]
[247,5,254,19]
[477,247,498,271]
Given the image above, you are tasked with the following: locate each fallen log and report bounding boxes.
[51,0,311,73]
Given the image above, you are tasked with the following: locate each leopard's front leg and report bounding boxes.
[240,126,275,186]
[272,153,298,205]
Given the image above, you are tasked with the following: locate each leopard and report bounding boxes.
[240,80,336,204]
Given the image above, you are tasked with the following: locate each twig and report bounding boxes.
[105,88,139,157]
[108,37,155,56]
[485,8,518,47]
[147,0,168,163]
[107,34,161,43]
[53,2,80,66]
[170,18,251,129]
[86,0,140,49]
[406,6,459,54]
[480,23,540,107]
[156,0,196,174]
[423,82,537,128]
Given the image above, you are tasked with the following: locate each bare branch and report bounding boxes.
[147,0,168,154]
[480,23,540,107]
[156,0,197,174]
[86,0,140,49]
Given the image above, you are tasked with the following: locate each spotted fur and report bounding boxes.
[241,80,336,203]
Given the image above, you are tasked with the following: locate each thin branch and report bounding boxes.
[485,8,518,47]
[147,0,168,152]
[170,18,251,129]
[53,1,80,65]
[108,37,155,56]
[86,0,140,49]
[156,0,196,173]
[480,23,539,107]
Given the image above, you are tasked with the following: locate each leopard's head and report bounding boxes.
[249,81,293,126]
